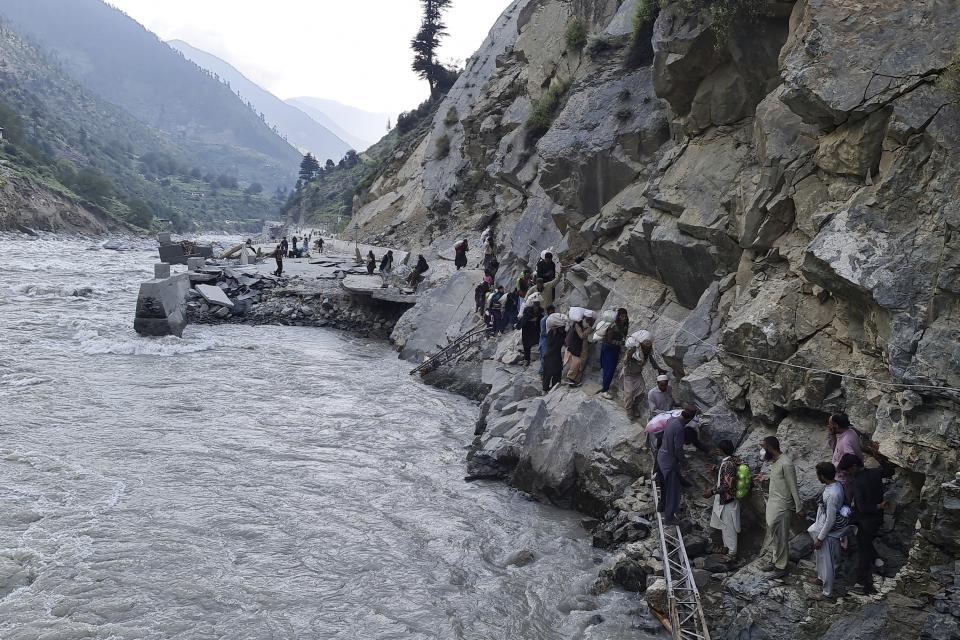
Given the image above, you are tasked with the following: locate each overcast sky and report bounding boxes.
[106,0,513,117]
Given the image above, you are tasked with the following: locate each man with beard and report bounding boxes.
[757,436,805,579]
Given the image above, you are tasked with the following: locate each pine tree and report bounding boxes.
[299,153,320,183]
[411,0,453,97]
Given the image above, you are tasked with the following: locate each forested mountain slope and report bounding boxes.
[0,0,300,192]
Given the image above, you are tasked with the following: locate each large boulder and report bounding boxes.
[780,0,960,126]
[511,387,651,517]
[391,269,483,360]
[537,66,670,227]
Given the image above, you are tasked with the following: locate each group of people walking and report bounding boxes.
[366,249,395,275]
[270,234,324,276]
[656,409,891,602]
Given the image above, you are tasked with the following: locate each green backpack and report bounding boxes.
[735,463,752,500]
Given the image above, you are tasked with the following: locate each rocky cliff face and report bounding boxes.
[358,1,960,637]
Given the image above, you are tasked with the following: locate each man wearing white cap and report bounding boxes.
[648,374,676,415]
[622,330,668,420]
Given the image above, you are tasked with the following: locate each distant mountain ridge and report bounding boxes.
[0,0,299,191]
[167,39,353,163]
[287,97,393,153]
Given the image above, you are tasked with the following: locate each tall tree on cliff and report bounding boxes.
[298,153,320,184]
[411,0,453,98]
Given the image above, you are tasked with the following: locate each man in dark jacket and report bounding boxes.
[838,449,895,595]
[536,252,557,283]
[520,301,544,365]
[380,250,394,273]
[503,289,520,332]
[273,243,284,277]
[407,254,430,289]
[475,281,490,315]
[542,322,566,392]
[488,286,505,335]
[657,406,699,525]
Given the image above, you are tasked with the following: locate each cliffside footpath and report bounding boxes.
[347,1,960,638]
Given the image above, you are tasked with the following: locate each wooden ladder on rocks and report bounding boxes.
[652,479,712,640]
[409,325,487,376]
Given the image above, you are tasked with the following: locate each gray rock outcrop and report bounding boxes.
[356,0,960,636]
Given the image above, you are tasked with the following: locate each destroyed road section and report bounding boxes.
[304,1,960,638]
[181,254,414,340]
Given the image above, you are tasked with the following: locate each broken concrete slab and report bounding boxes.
[195,284,234,308]
[135,273,190,337]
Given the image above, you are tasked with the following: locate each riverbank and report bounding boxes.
[2,236,665,639]
[383,258,960,640]
[152,233,960,639]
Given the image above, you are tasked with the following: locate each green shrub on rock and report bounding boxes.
[565,18,587,52]
[940,37,960,102]
[435,134,451,159]
[631,0,763,53]
[444,106,459,127]
[525,77,572,146]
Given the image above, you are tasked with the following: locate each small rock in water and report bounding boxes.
[504,549,536,567]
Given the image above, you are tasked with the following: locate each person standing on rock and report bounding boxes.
[482,236,496,271]
[520,300,544,366]
[488,285,505,335]
[838,450,895,595]
[380,250,394,274]
[647,375,676,415]
[366,250,377,275]
[272,243,284,277]
[539,304,555,374]
[454,239,469,270]
[705,439,742,561]
[524,261,564,313]
[757,436,805,579]
[280,236,289,258]
[599,308,629,399]
[808,462,849,601]
[474,280,490,317]
[564,311,593,387]
[503,288,520,333]
[291,236,299,258]
[542,314,567,392]
[315,236,324,253]
[621,330,668,420]
[828,413,862,501]
[657,405,699,526]
[516,269,532,311]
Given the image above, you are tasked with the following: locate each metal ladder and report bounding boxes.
[652,479,712,640]
[409,325,487,376]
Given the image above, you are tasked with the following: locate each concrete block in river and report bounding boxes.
[134,273,190,337]
[187,257,205,271]
[195,284,234,308]
[154,263,171,279]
